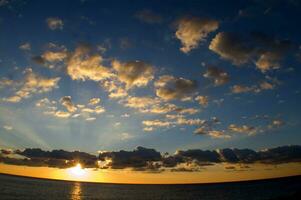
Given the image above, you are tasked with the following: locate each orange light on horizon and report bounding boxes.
[68,163,86,178]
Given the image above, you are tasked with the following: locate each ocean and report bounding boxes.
[0,174,300,200]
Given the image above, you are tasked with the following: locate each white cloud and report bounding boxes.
[3,125,13,131]
[19,42,31,51]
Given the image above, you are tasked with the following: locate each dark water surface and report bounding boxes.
[0,173,300,200]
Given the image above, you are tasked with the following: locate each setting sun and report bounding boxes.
[68,163,86,177]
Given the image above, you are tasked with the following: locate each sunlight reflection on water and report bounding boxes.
[71,182,81,200]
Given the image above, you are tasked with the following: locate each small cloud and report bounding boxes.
[143,127,154,132]
[177,108,199,115]
[3,125,13,131]
[135,9,163,24]
[88,98,101,105]
[121,113,130,118]
[54,111,71,118]
[142,119,171,127]
[195,95,209,107]
[60,96,77,113]
[228,124,257,135]
[46,17,64,30]
[203,66,230,86]
[231,85,255,94]
[19,42,31,51]
[86,117,96,121]
[120,132,133,140]
[114,122,121,127]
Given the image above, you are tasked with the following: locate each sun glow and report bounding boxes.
[68,163,86,177]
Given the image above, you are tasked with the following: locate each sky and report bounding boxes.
[0,0,301,183]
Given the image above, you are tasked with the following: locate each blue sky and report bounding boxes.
[0,0,301,155]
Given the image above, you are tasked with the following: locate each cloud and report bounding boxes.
[67,45,114,81]
[54,111,71,118]
[142,114,205,132]
[209,32,253,65]
[86,117,96,121]
[203,66,230,86]
[120,132,133,140]
[88,98,101,105]
[1,145,301,171]
[177,108,199,115]
[112,60,154,89]
[19,42,31,51]
[3,125,13,131]
[2,69,60,103]
[121,113,130,118]
[142,120,171,127]
[60,96,77,113]
[209,32,292,72]
[0,78,13,88]
[124,96,160,109]
[46,17,64,30]
[193,117,225,138]
[143,127,154,132]
[268,119,285,129]
[259,81,274,90]
[272,119,285,127]
[101,79,128,99]
[231,85,256,94]
[42,50,68,63]
[175,17,219,53]
[98,146,162,170]
[231,79,277,94]
[194,127,230,139]
[208,130,231,139]
[140,103,178,114]
[155,75,197,101]
[32,43,68,68]
[228,124,257,135]
[0,148,97,168]
[135,9,163,24]
[195,95,209,107]
[175,117,204,126]
[36,96,106,120]
[81,106,105,114]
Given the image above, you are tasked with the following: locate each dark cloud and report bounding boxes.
[98,146,162,170]
[32,56,46,65]
[203,66,230,86]
[135,9,163,24]
[0,148,97,168]
[1,145,300,171]
[155,75,198,101]
[209,32,294,72]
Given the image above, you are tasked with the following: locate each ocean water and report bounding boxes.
[0,174,300,200]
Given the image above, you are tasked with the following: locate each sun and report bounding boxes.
[69,163,86,177]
